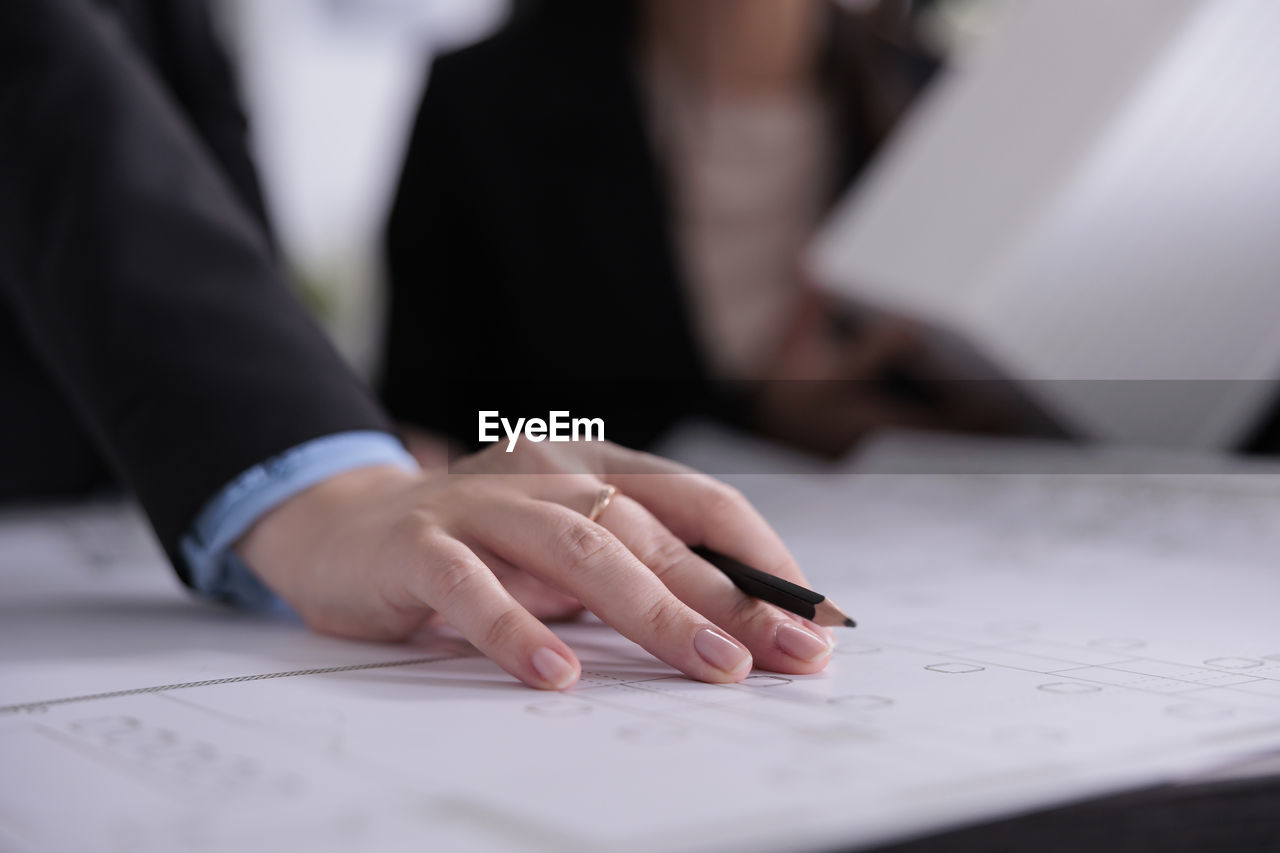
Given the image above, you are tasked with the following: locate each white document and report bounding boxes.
[3,441,1280,853]
[809,0,1280,448]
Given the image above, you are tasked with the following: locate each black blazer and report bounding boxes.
[0,0,390,580]
[380,0,937,451]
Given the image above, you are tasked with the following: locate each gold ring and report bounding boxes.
[587,485,618,523]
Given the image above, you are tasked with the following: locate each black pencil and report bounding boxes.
[691,546,857,628]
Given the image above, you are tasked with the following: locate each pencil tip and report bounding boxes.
[813,599,857,629]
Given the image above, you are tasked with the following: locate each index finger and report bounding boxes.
[457,496,755,684]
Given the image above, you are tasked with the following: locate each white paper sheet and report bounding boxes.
[3,438,1279,852]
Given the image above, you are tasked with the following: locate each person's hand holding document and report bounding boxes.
[751,290,1009,457]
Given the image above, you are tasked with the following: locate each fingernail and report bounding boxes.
[811,622,838,644]
[694,628,751,674]
[775,622,832,662]
[790,613,836,644]
[531,647,577,690]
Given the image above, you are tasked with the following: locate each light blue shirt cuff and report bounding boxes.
[180,431,420,612]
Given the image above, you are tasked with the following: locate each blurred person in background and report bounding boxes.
[2,0,843,690]
[383,0,997,460]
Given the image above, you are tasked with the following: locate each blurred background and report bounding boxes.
[212,0,512,377]
[208,0,1007,380]
[207,0,1279,458]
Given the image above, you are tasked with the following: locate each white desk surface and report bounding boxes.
[3,429,1279,852]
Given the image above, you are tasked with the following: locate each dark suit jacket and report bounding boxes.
[0,0,390,581]
[380,0,938,451]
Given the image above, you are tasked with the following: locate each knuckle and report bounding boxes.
[702,481,750,524]
[391,507,445,546]
[509,440,553,471]
[637,594,684,638]
[647,534,694,581]
[482,607,527,651]
[556,518,617,565]
[430,557,480,610]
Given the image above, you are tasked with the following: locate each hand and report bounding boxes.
[753,290,1010,457]
[235,440,835,690]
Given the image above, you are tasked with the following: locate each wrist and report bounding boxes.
[235,464,423,598]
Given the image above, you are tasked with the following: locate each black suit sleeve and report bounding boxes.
[112,0,276,239]
[0,0,392,580]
